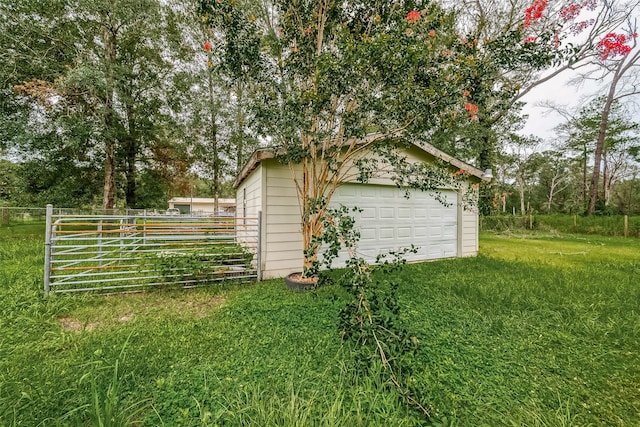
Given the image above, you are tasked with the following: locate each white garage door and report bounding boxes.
[329,184,458,265]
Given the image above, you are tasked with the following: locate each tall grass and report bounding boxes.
[1,224,639,425]
[481,213,640,237]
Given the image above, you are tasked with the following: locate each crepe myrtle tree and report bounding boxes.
[200,1,508,277]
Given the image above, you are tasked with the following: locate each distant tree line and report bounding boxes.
[0,0,259,209]
[0,0,638,214]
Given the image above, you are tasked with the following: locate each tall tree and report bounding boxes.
[536,151,573,212]
[199,0,263,210]
[557,98,640,211]
[504,134,542,214]
[2,0,199,209]
[436,0,638,213]
[579,23,640,212]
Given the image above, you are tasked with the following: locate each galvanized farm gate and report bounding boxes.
[43,205,261,296]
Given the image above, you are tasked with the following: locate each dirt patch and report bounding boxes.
[57,294,226,332]
[57,316,98,332]
[143,294,226,318]
[119,312,134,323]
[177,295,225,319]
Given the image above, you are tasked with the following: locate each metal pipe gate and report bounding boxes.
[44,205,261,296]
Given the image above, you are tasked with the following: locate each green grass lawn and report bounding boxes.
[1,224,639,426]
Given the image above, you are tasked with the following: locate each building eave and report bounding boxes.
[233,149,275,189]
[233,137,490,188]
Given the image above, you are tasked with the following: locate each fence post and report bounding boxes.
[257,211,262,281]
[0,207,9,226]
[44,204,53,297]
[573,214,577,227]
[624,215,629,238]
[143,210,147,246]
[529,214,533,230]
[97,218,104,267]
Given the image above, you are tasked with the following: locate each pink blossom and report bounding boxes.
[524,0,548,27]
[406,10,421,24]
[583,0,598,11]
[569,20,594,35]
[560,3,582,21]
[465,102,479,120]
[597,33,633,60]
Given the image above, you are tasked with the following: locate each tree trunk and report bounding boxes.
[103,140,116,210]
[478,131,495,216]
[588,58,627,214]
[102,22,117,210]
[236,82,245,175]
[206,50,220,214]
[125,152,136,208]
[581,142,588,211]
[117,95,138,208]
[515,174,526,214]
[124,119,137,208]
[301,156,314,273]
[602,149,609,206]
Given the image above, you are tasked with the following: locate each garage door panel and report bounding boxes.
[339,186,357,197]
[398,227,411,238]
[428,226,444,238]
[361,249,380,259]
[443,228,457,239]
[360,227,377,241]
[443,244,457,257]
[414,226,428,237]
[379,228,394,240]
[360,187,378,198]
[330,184,458,265]
[429,209,446,220]
[380,207,395,219]
[414,208,428,219]
[360,207,376,219]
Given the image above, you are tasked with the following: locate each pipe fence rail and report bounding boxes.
[2,206,233,227]
[44,205,261,296]
[1,207,48,225]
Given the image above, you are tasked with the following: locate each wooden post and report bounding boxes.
[624,215,628,238]
[0,207,9,226]
[529,214,533,230]
[573,214,577,227]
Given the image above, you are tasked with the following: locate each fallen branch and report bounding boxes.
[549,251,588,256]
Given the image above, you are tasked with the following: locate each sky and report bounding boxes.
[520,72,596,141]
[519,3,640,143]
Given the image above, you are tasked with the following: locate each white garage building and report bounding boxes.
[234,140,489,280]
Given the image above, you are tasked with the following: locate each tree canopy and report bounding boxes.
[0,0,638,215]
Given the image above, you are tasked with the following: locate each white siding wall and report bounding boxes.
[262,160,304,279]
[236,165,263,219]
[455,186,480,257]
[460,208,479,256]
[235,165,264,267]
